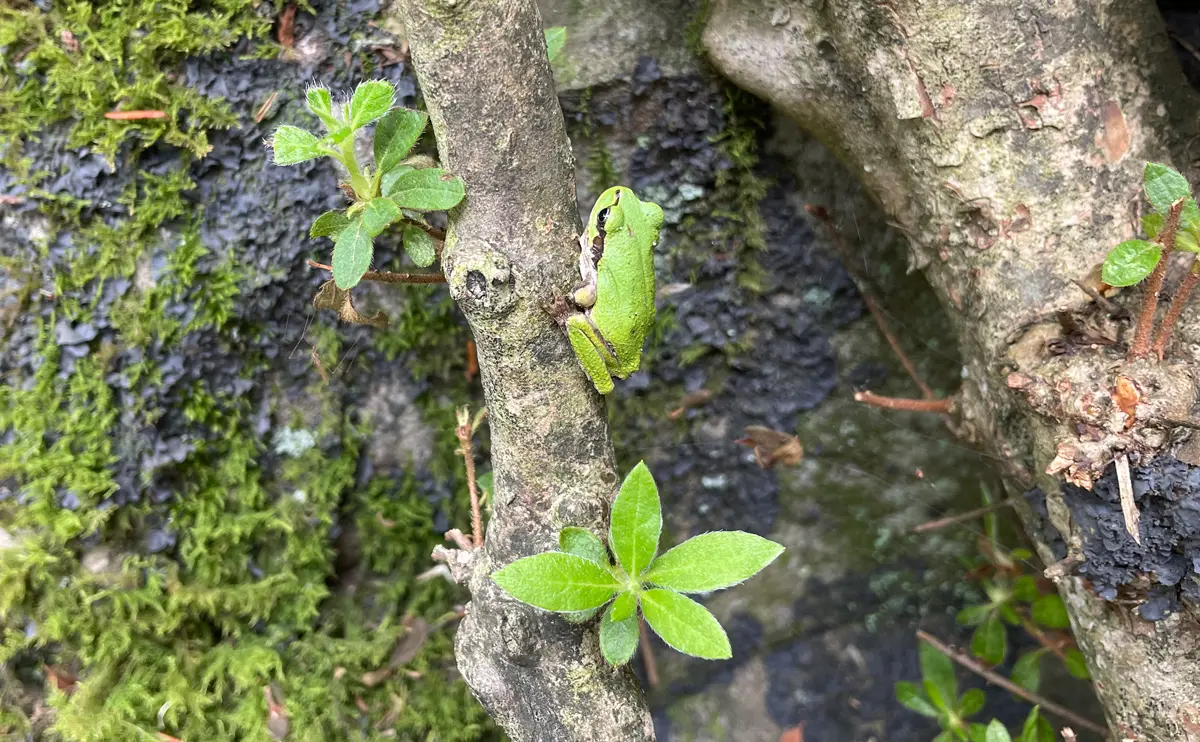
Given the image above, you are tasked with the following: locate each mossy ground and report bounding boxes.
[0,1,494,739]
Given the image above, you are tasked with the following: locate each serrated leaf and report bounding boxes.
[610,461,661,578]
[640,589,730,660]
[348,80,395,130]
[491,552,618,612]
[985,719,1012,742]
[894,681,938,717]
[272,125,324,165]
[362,198,402,237]
[545,27,566,63]
[332,218,373,290]
[919,640,957,710]
[381,165,414,196]
[1143,162,1193,215]
[959,687,986,718]
[374,108,428,173]
[310,210,350,239]
[559,527,608,565]
[972,615,1007,666]
[610,591,636,622]
[1031,594,1070,629]
[1063,647,1090,679]
[1012,650,1042,692]
[599,601,639,666]
[402,224,437,267]
[385,168,466,211]
[643,531,783,592]
[1141,211,1199,251]
[306,86,339,130]
[1102,239,1160,287]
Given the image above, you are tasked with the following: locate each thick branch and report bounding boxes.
[392,1,653,740]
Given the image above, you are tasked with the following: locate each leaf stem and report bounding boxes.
[339,135,373,200]
[456,407,487,548]
[1130,199,1184,359]
[638,618,660,689]
[306,259,446,284]
[1150,256,1200,360]
[915,630,1107,736]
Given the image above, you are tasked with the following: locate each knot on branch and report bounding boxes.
[446,240,516,318]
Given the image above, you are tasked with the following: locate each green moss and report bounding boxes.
[709,88,770,292]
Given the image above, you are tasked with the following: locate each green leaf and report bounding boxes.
[1010,575,1039,603]
[310,210,350,239]
[1144,211,1164,238]
[959,688,986,718]
[1035,717,1055,742]
[381,165,414,196]
[1102,239,1160,287]
[491,552,619,612]
[640,589,730,660]
[934,732,956,742]
[271,125,324,165]
[895,681,938,718]
[362,198,402,237]
[643,531,783,593]
[545,27,567,63]
[386,168,467,212]
[562,606,601,624]
[306,86,340,130]
[967,724,990,742]
[559,527,609,565]
[610,591,636,622]
[374,108,428,173]
[348,79,395,130]
[1063,647,1090,679]
[1011,650,1042,693]
[1019,707,1042,742]
[1143,162,1193,214]
[956,604,992,627]
[332,218,373,290]
[401,224,437,267]
[598,601,639,666]
[1031,594,1070,629]
[609,461,662,578]
[971,615,1007,666]
[919,640,957,711]
[985,719,1012,742]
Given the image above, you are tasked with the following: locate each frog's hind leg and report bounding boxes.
[566,316,615,394]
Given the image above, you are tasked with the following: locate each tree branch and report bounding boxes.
[392,1,653,740]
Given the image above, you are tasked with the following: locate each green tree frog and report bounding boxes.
[562,186,664,394]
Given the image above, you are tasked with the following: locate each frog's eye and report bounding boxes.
[602,204,626,232]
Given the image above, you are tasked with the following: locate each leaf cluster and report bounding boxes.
[1103,162,1200,287]
[271,80,465,289]
[491,462,784,665]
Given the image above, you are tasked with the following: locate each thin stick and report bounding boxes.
[104,110,167,120]
[806,204,935,399]
[915,631,1107,737]
[854,390,951,413]
[1114,454,1141,544]
[911,500,1014,533]
[638,619,660,689]
[1130,200,1183,359]
[1150,259,1200,360]
[456,408,487,548]
[1069,278,1129,319]
[307,259,446,284]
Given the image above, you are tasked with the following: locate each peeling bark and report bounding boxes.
[704,1,1200,739]
[390,1,655,740]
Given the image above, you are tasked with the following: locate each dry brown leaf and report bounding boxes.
[1113,375,1140,427]
[313,280,389,328]
[361,618,431,687]
[667,389,714,420]
[735,425,804,469]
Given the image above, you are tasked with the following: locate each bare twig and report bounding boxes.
[911,499,1014,534]
[854,390,951,413]
[104,110,167,120]
[1114,454,1141,544]
[456,406,488,548]
[1130,199,1183,359]
[1151,259,1200,360]
[1069,278,1129,319]
[638,618,660,689]
[916,631,1107,736]
[806,204,935,398]
[307,259,446,284]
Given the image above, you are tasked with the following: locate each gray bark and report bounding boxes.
[391,0,655,740]
[704,1,1200,740]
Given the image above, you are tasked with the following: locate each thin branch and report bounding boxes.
[1114,454,1141,544]
[854,390,951,413]
[1150,258,1200,360]
[1130,199,1183,359]
[307,259,446,284]
[806,204,935,398]
[911,499,1014,534]
[455,408,487,548]
[1069,278,1129,319]
[638,618,660,689]
[915,631,1108,736]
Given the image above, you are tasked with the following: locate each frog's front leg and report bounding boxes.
[565,314,616,394]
